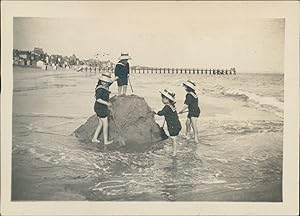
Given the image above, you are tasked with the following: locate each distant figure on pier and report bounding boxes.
[115,53,131,95]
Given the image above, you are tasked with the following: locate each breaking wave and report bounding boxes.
[203,86,283,117]
[222,88,283,110]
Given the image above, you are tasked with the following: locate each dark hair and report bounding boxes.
[185,86,195,92]
[161,94,176,105]
[161,94,167,100]
[96,80,101,87]
[102,81,111,88]
[96,80,111,88]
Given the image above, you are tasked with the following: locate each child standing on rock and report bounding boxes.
[179,80,200,143]
[92,72,118,145]
[114,53,131,95]
[155,89,182,156]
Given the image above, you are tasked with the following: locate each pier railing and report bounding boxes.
[76,66,237,75]
[129,67,236,75]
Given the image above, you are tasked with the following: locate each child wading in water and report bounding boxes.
[155,89,182,156]
[92,72,118,145]
[179,80,200,143]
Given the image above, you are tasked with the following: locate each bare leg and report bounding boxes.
[123,85,127,95]
[92,117,102,143]
[185,118,191,139]
[171,136,178,156]
[191,117,199,143]
[118,86,122,95]
[101,117,113,145]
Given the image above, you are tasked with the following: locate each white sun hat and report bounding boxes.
[183,80,196,90]
[118,53,132,60]
[99,72,113,83]
[159,89,176,102]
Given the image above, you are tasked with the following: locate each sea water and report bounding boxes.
[11,66,283,201]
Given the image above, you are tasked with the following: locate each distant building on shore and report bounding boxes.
[13,48,81,70]
[36,60,44,68]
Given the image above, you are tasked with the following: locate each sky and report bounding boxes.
[13,3,285,73]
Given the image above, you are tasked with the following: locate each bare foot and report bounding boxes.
[195,139,200,144]
[92,139,101,143]
[104,140,114,145]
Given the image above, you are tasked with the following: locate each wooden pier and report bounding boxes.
[129,67,237,75]
[78,65,237,75]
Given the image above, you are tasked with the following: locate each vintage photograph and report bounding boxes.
[10,4,285,202]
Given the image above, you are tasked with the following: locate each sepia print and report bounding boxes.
[1,1,299,216]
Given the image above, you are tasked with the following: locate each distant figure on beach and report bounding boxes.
[92,72,119,145]
[155,89,182,156]
[114,53,131,95]
[179,80,200,143]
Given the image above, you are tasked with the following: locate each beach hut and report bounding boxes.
[19,59,25,66]
[19,53,28,60]
[31,60,37,67]
[42,64,47,70]
[13,56,19,65]
[36,60,44,68]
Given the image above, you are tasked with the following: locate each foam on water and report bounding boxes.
[222,88,283,112]
[202,85,283,118]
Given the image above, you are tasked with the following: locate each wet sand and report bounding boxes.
[12,151,282,201]
[11,66,283,201]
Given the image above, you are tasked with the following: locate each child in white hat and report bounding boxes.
[92,72,118,145]
[114,53,131,95]
[178,80,200,143]
[154,89,182,156]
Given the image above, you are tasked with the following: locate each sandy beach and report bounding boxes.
[12,66,283,201]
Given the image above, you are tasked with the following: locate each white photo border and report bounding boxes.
[1,1,299,215]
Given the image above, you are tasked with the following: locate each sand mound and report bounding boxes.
[74,95,162,152]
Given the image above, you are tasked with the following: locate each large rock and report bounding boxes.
[74,95,162,152]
